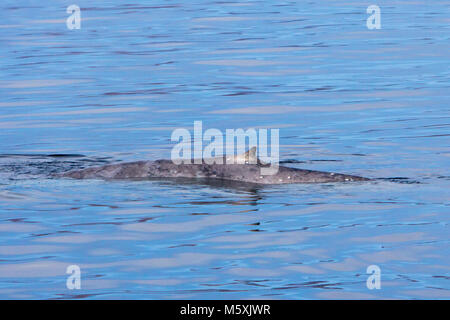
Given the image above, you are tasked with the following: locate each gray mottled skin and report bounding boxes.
[60,155,370,184]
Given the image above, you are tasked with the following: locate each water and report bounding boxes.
[0,0,449,299]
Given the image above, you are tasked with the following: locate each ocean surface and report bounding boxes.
[0,0,449,299]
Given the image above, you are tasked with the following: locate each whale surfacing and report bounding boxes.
[60,148,370,184]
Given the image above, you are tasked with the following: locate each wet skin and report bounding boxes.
[60,156,370,184]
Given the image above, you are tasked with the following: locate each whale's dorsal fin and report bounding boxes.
[244,146,257,164]
[233,146,258,164]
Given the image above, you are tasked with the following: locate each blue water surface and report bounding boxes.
[0,0,449,299]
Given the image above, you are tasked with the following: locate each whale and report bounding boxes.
[59,147,370,184]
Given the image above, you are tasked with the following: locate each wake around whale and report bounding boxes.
[59,147,370,184]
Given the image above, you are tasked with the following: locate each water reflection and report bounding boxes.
[0,0,449,299]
